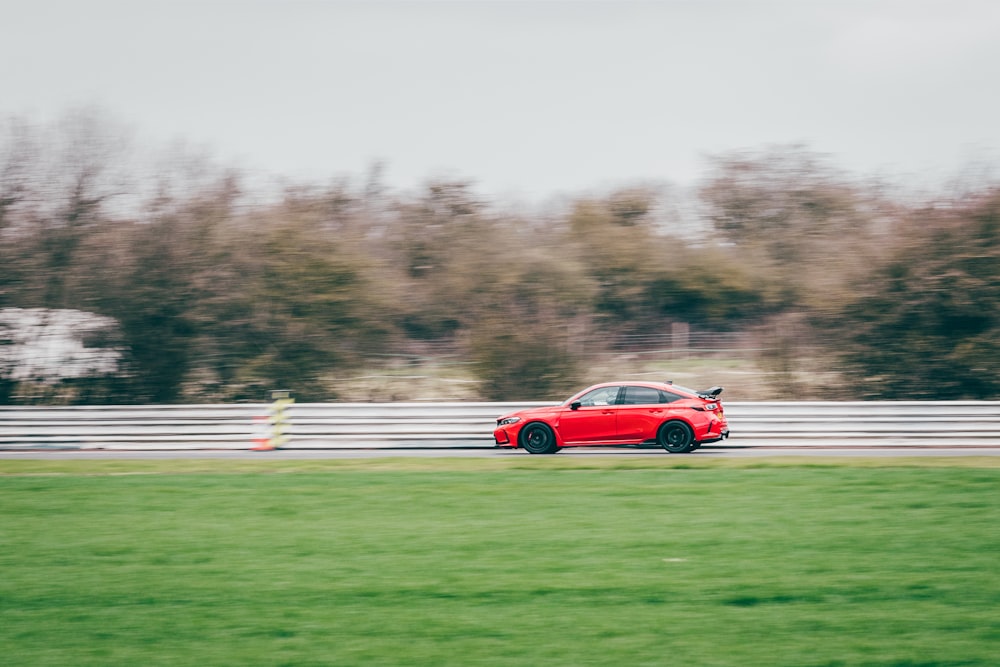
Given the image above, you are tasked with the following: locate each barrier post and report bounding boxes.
[268,390,294,449]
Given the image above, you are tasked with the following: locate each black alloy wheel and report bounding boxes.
[658,421,695,453]
[521,423,558,454]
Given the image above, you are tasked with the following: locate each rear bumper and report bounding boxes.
[699,428,730,445]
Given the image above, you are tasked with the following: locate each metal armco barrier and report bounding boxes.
[0,402,998,450]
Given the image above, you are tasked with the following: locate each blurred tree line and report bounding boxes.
[1,112,997,403]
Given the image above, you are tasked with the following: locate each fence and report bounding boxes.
[1,402,998,450]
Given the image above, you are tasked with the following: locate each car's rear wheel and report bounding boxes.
[521,423,558,454]
[658,421,695,453]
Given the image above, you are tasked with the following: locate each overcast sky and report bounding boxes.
[3,0,999,198]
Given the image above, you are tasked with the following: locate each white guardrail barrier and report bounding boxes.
[0,401,999,450]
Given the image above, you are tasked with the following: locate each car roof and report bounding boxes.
[584,381,695,395]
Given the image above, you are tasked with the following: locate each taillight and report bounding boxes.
[704,403,718,412]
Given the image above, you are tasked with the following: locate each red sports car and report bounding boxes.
[494,381,729,454]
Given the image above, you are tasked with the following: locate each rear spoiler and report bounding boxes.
[697,386,723,400]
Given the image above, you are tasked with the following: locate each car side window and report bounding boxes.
[659,390,685,403]
[621,386,662,405]
[577,386,621,406]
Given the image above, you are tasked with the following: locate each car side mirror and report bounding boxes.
[570,401,581,410]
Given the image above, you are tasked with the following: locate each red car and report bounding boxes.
[494,381,729,454]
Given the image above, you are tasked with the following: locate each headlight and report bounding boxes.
[497,416,521,427]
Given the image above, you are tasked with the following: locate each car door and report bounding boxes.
[557,385,622,444]
[615,386,677,442]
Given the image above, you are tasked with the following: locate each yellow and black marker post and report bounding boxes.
[268,390,294,449]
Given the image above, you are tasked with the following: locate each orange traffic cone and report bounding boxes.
[251,415,273,450]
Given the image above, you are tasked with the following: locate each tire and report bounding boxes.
[521,423,559,455]
[658,421,695,453]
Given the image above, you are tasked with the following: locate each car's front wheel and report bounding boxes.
[658,420,695,453]
[521,423,559,454]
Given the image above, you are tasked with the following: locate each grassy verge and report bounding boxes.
[328,353,818,402]
[2,461,998,665]
[3,455,1000,477]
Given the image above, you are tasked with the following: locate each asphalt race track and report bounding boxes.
[2,443,999,460]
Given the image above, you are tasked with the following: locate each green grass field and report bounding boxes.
[2,458,999,666]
